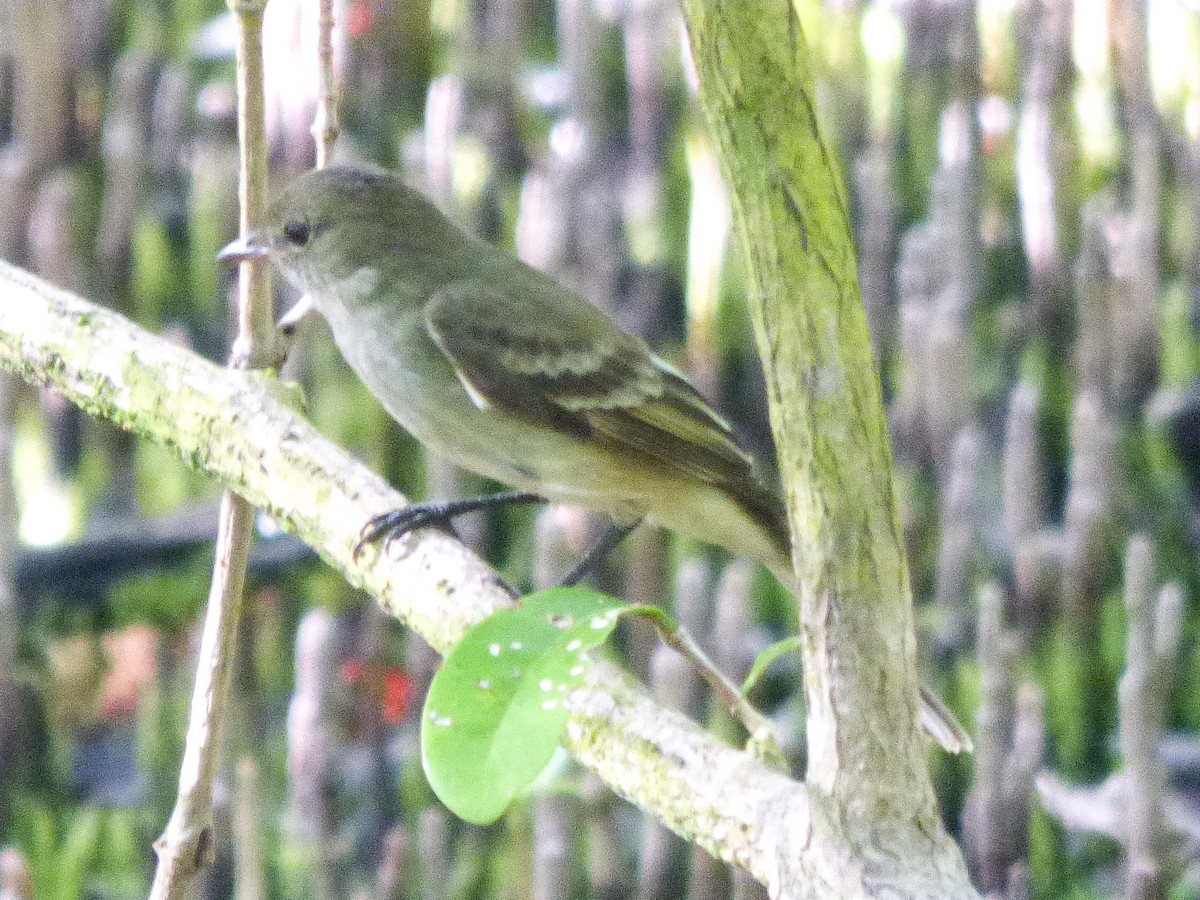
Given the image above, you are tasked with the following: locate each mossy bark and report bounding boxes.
[0,260,808,891]
[681,3,977,896]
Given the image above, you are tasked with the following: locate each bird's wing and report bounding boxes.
[423,278,761,494]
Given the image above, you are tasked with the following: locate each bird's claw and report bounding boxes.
[353,504,459,560]
[353,492,543,561]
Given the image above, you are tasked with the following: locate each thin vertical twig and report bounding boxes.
[149,497,258,899]
[311,0,340,168]
[1015,0,1072,342]
[1120,539,1182,898]
[934,427,984,649]
[1001,382,1044,553]
[228,0,275,370]
[374,825,407,900]
[286,609,341,897]
[415,807,451,900]
[233,758,267,900]
[532,793,586,900]
[277,0,343,343]
[0,375,17,802]
[148,1,273,896]
[276,10,347,892]
[963,583,1017,891]
[0,847,33,900]
[531,507,588,900]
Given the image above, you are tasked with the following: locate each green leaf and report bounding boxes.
[422,588,627,824]
[741,636,803,695]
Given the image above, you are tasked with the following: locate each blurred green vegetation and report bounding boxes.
[1,0,1199,897]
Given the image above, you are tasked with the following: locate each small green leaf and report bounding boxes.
[422,588,627,824]
[742,636,803,696]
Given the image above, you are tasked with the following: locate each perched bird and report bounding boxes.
[219,163,969,753]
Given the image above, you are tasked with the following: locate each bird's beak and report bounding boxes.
[217,232,270,264]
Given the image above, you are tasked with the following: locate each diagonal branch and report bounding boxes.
[0,258,806,892]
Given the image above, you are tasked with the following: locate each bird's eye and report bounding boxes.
[282,221,312,246]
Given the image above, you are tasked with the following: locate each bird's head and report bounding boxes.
[218,164,458,301]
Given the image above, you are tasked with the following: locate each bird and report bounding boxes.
[218,163,970,753]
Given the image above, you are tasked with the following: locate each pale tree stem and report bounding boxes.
[149,497,255,898]
[0,846,34,900]
[0,377,18,796]
[312,0,340,168]
[230,0,274,369]
[149,1,272,897]
[1120,538,1181,896]
[233,758,268,900]
[278,0,340,354]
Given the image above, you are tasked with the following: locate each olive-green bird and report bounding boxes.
[219,163,969,754]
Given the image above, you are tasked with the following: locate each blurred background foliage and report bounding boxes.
[1,0,1200,897]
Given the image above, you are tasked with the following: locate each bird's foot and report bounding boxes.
[558,520,641,587]
[354,491,544,559]
[356,503,461,557]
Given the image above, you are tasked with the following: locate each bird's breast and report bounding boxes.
[316,296,534,479]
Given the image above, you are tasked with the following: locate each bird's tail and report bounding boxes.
[919,686,973,754]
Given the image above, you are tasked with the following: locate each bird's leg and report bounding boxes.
[356,491,544,557]
[559,520,642,587]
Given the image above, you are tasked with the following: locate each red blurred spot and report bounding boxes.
[99,625,159,724]
[342,659,364,683]
[346,1,373,38]
[382,669,412,725]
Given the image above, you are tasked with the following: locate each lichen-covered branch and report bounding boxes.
[0,258,502,649]
[0,260,810,893]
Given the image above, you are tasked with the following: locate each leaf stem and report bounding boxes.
[632,606,778,755]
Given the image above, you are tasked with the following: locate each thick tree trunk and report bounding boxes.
[681,3,978,896]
